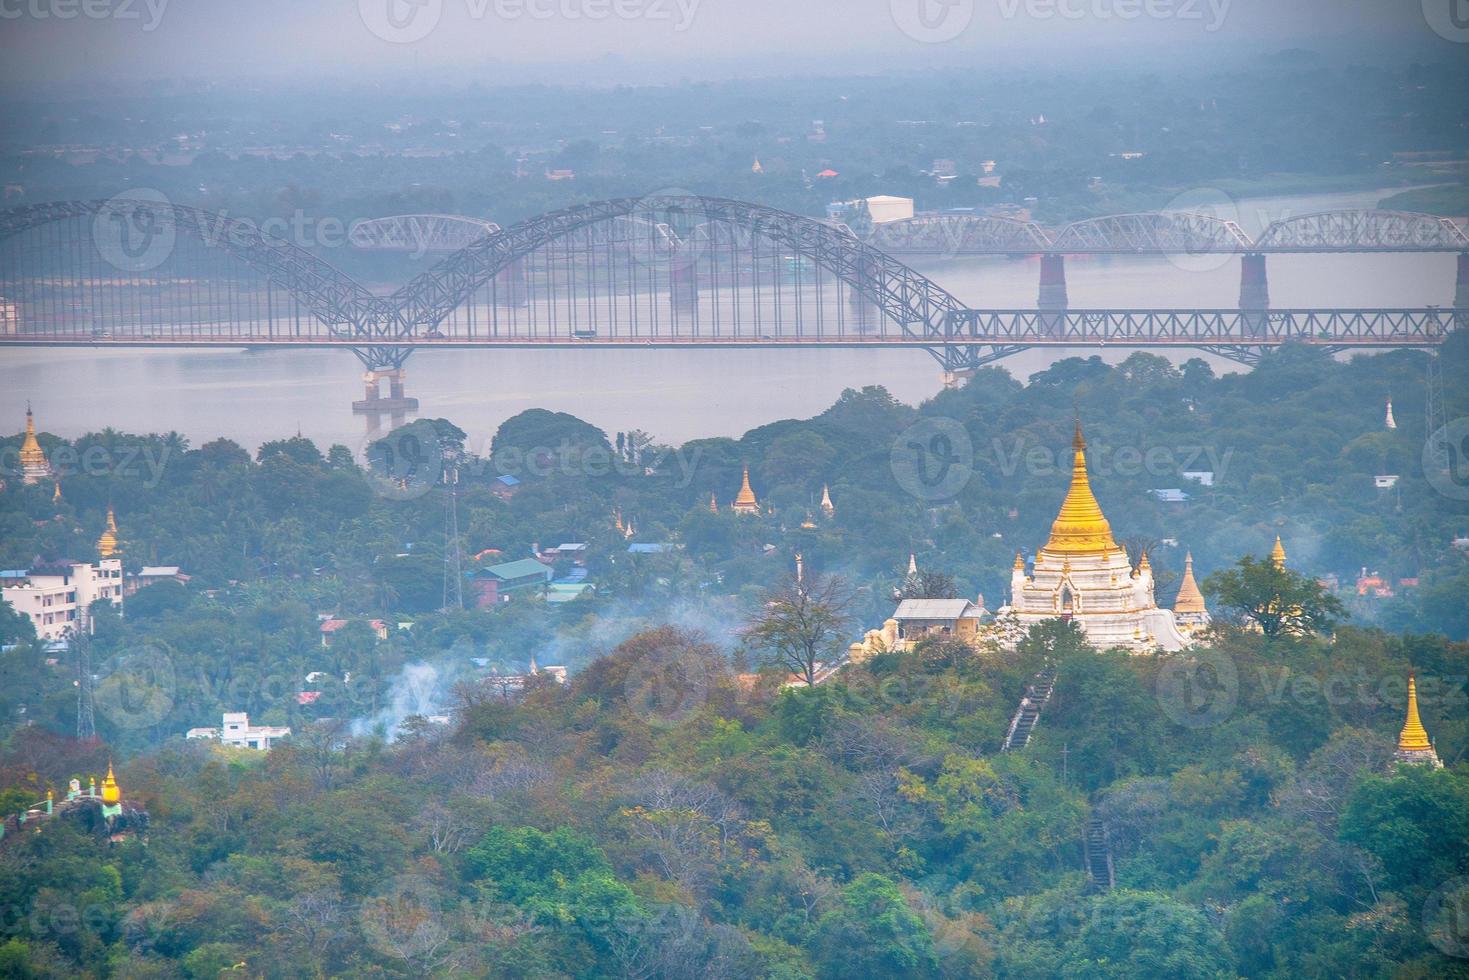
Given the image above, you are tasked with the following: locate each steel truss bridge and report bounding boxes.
[0,196,1459,382]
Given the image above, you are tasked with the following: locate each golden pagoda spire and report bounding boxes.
[1270,535,1287,569]
[1174,551,1206,614]
[97,506,120,558]
[732,465,759,514]
[19,402,51,484]
[1013,551,1025,571]
[1042,421,1118,554]
[1398,672,1432,753]
[100,762,120,805]
[820,483,835,516]
[708,492,718,513]
[53,481,62,504]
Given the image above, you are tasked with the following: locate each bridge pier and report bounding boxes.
[496,258,528,307]
[670,261,699,316]
[1456,252,1469,309]
[1038,254,1068,311]
[1239,253,1269,311]
[352,367,419,434]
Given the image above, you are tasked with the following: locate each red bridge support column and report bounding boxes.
[1239,253,1269,311]
[496,258,528,307]
[1038,254,1068,311]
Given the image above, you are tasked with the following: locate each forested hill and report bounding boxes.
[0,336,1467,976]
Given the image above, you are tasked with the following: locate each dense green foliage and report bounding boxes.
[2,337,1468,976]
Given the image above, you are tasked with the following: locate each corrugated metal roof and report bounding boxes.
[483,558,553,580]
[893,599,979,620]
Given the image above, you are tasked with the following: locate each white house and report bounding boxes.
[1,559,123,642]
[186,712,291,751]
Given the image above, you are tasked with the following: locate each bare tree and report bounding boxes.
[744,572,854,686]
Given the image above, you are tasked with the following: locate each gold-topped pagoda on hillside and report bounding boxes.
[97,507,121,558]
[1392,672,1443,769]
[1270,535,1287,569]
[19,403,53,485]
[820,484,835,517]
[1043,422,1119,555]
[732,465,760,515]
[1173,551,1211,635]
[999,421,1196,652]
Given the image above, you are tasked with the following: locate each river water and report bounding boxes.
[1,188,1457,451]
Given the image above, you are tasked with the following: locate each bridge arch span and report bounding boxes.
[348,214,501,253]
[390,195,967,338]
[0,198,388,332]
[1050,212,1253,253]
[867,213,1053,254]
[1255,209,1469,251]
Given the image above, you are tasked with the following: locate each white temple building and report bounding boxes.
[998,424,1198,653]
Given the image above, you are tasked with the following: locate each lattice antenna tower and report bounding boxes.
[75,628,96,742]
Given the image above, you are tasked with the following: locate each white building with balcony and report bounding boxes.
[1,559,123,643]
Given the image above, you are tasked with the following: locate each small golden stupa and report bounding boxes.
[732,465,759,515]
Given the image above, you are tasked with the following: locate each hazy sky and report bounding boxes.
[0,0,1463,86]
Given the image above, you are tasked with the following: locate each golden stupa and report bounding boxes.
[732,465,759,515]
[97,507,120,558]
[19,404,52,484]
[1043,422,1119,555]
[1392,672,1443,769]
[1174,552,1206,614]
[100,763,121,805]
[1270,535,1287,569]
